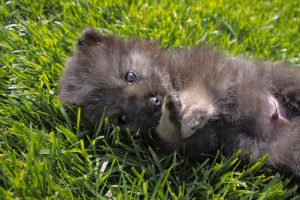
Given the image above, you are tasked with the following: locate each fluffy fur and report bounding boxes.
[159,48,300,176]
[59,28,300,177]
[59,28,178,142]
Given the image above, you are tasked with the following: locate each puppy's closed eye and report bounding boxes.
[118,115,128,125]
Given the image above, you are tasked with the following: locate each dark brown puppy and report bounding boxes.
[59,28,179,142]
[59,29,300,177]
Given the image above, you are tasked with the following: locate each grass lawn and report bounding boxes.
[1,0,300,199]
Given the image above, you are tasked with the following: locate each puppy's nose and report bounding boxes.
[149,96,162,107]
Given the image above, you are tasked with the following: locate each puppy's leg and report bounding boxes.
[155,94,182,144]
[267,117,300,177]
[271,67,300,113]
[268,94,289,127]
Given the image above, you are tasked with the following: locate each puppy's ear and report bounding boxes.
[77,27,103,47]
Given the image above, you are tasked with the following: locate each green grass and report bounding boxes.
[1,0,300,199]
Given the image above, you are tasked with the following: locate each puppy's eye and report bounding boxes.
[125,71,137,84]
[118,115,127,125]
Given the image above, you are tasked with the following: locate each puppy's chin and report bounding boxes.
[155,95,182,144]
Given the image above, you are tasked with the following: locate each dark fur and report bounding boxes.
[160,48,300,176]
[59,29,300,177]
[59,28,176,142]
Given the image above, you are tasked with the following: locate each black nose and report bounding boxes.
[149,96,162,108]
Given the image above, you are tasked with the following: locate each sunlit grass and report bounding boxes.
[1,0,300,198]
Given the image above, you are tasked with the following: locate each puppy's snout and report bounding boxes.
[149,96,162,107]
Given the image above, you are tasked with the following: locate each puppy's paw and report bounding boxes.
[181,110,208,138]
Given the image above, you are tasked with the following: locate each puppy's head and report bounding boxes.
[59,28,177,140]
